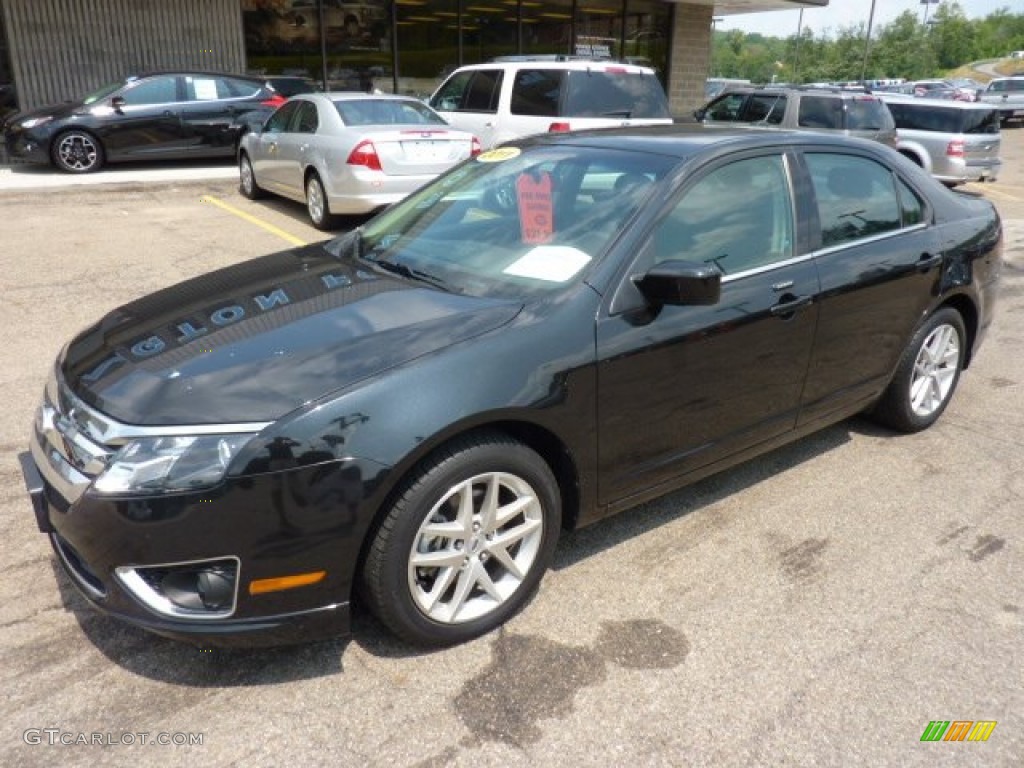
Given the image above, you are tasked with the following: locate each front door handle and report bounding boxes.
[918,252,942,271]
[770,293,812,318]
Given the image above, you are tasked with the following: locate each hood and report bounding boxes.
[62,243,521,425]
[10,100,82,124]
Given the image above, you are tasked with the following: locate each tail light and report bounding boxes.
[470,137,482,156]
[347,139,382,171]
[548,122,571,133]
[261,94,286,108]
[946,140,965,158]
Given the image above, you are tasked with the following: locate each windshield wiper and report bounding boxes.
[601,109,633,117]
[372,259,451,291]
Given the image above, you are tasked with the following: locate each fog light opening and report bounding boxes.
[116,557,240,619]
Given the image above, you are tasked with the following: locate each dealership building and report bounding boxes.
[0,0,825,119]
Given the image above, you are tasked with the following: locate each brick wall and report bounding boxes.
[667,3,713,118]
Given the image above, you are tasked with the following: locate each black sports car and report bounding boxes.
[20,126,1002,647]
[3,71,285,173]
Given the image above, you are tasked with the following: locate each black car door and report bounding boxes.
[177,75,265,155]
[99,75,185,158]
[595,151,820,506]
[794,151,940,426]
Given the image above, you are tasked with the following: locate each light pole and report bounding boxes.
[793,9,804,83]
[860,0,877,82]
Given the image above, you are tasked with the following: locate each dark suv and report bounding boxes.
[695,86,898,147]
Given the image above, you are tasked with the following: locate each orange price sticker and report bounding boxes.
[516,172,554,244]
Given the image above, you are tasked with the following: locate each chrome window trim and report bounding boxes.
[720,221,929,283]
[809,221,928,260]
[115,556,241,620]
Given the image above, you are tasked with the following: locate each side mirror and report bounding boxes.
[111,96,125,111]
[635,260,721,306]
[693,108,706,121]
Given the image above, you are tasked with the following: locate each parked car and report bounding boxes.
[976,77,1024,125]
[3,71,285,173]
[428,56,672,149]
[878,94,1001,185]
[695,86,898,147]
[238,93,480,228]
[20,127,1002,648]
[264,75,322,97]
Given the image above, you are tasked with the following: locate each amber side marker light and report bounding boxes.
[249,571,327,595]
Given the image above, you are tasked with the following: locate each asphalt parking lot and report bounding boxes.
[1,134,1022,768]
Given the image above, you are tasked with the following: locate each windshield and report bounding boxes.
[82,80,128,105]
[329,145,676,300]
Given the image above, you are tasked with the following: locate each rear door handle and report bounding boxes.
[770,294,812,318]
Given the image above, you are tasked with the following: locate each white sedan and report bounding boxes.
[238,93,480,229]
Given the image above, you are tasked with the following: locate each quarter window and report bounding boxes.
[806,154,901,247]
[896,177,925,227]
[646,155,794,275]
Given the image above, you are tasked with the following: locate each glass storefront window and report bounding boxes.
[240,1,669,99]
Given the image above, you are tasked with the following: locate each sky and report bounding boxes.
[718,0,1014,38]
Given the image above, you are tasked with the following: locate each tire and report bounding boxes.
[362,433,561,646]
[238,153,264,200]
[51,130,104,173]
[870,307,966,433]
[305,172,335,230]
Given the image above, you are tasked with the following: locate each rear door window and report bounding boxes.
[797,96,843,129]
[805,153,902,247]
[510,70,563,117]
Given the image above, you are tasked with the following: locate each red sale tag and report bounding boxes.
[516,172,554,244]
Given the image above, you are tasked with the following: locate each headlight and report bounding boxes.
[92,434,255,495]
[19,116,53,129]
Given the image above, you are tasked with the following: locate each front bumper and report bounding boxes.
[4,126,52,164]
[18,438,383,646]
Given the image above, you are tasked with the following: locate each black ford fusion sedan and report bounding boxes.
[4,71,284,173]
[20,127,1001,647]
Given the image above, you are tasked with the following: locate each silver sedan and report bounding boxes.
[238,92,480,229]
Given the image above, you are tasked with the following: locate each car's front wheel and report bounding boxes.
[238,153,264,200]
[305,172,335,230]
[52,130,104,173]
[362,433,561,646]
[871,307,966,433]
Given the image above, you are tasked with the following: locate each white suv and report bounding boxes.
[428,57,672,149]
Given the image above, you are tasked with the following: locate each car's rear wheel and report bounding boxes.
[305,172,335,230]
[362,433,561,646]
[871,307,966,433]
[238,153,264,200]
[52,130,104,173]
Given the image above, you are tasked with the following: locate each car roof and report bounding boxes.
[445,59,656,75]
[514,123,887,159]
[128,70,267,83]
[875,94,998,111]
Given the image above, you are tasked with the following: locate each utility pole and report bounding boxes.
[793,9,804,83]
[860,0,877,82]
